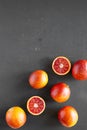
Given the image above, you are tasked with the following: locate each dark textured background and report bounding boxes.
[0,0,87,130]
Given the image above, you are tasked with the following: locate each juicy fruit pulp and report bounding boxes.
[58,106,78,128]
[5,106,27,129]
[52,56,71,75]
[50,82,70,103]
[29,70,48,89]
[27,96,46,116]
[72,60,87,80]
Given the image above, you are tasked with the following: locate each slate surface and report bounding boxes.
[0,0,87,130]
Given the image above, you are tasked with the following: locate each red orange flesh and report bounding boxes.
[52,56,71,75]
[27,96,46,116]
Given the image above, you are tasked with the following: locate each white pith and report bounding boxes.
[34,103,38,108]
[59,63,64,68]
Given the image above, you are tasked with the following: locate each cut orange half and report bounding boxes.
[27,96,46,116]
[52,56,71,75]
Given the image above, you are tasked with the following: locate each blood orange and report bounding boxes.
[29,70,48,89]
[58,106,78,127]
[27,96,46,116]
[52,56,71,75]
[5,106,27,129]
[50,82,70,103]
[72,59,87,80]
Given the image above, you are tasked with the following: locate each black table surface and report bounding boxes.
[0,0,87,130]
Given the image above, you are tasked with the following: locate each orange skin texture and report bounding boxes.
[5,106,27,129]
[58,106,78,127]
[72,60,87,80]
[29,70,48,89]
[50,82,70,103]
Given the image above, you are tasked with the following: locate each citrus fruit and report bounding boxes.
[52,56,71,75]
[50,82,70,103]
[5,106,27,129]
[72,59,87,80]
[58,106,78,128]
[27,96,46,116]
[29,70,48,89]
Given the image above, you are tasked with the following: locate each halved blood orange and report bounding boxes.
[52,56,71,75]
[27,96,46,116]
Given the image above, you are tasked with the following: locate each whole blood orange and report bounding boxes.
[5,106,27,129]
[58,106,78,127]
[72,59,87,80]
[50,82,70,103]
[52,56,71,75]
[29,70,48,89]
[27,96,46,116]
